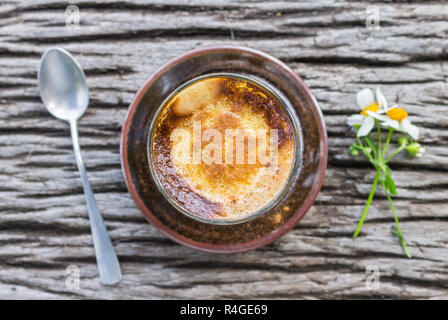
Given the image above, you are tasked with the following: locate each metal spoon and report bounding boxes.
[38,48,122,286]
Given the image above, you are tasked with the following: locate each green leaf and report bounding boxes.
[386,175,396,195]
[383,166,397,195]
[379,178,389,194]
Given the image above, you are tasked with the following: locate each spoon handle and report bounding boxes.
[69,120,122,286]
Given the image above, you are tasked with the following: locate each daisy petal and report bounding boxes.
[418,147,426,157]
[366,110,385,119]
[357,116,374,137]
[400,119,420,140]
[356,88,376,109]
[385,120,400,130]
[376,88,388,110]
[347,114,364,126]
[365,111,400,129]
[383,120,399,130]
[377,104,396,114]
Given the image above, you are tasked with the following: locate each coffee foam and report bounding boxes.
[152,76,295,220]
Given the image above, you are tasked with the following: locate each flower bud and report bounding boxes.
[405,142,425,158]
[349,145,359,156]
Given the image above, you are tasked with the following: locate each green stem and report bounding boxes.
[352,120,411,258]
[382,127,394,160]
[353,171,380,238]
[376,119,382,158]
[384,190,412,258]
[364,136,377,159]
[356,135,363,147]
[385,144,406,163]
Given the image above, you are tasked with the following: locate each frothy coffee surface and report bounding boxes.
[151,75,295,221]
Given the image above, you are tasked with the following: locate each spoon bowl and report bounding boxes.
[38,48,89,121]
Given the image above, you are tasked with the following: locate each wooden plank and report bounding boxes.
[0,0,447,299]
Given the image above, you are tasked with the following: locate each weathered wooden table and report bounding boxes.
[1,0,447,299]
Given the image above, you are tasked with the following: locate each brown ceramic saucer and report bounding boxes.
[120,45,327,253]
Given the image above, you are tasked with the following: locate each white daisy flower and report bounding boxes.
[348,88,420,140]
[347,88,389,137]
[382,106,420,140]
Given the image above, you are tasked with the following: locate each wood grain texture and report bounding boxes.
[1,0,448,299]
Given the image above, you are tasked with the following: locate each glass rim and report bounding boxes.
[147,72,303,225]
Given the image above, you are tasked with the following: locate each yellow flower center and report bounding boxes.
[387,107,408,121]
[360,103,379,116]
